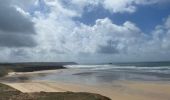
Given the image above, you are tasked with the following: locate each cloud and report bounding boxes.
[97,41,119,54]
[0,0,36,48]
[57,0,170,14]
[0,0,170,63]
[63,18,146,55]
[0,31,36,47]
[149,15,170,52]
[101,0,170,13]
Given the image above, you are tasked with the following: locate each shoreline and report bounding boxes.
[2,69,170,100]
[7,69,64,76]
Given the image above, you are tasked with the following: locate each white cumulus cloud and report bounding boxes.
[0,0,170,63]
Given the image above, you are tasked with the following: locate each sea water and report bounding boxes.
[31,62,170,85]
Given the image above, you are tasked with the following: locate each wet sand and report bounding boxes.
[2,70,170,100]
[7,69,61,76]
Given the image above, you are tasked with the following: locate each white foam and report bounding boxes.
[65,65,170,72]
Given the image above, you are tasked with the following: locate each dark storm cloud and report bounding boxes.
[0,0,37,47]
[0,6,35,33]
[97,45,119,54]
[97,40,119,54]
[0,32,36,47]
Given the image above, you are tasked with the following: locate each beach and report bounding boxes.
[2,68,170,100]
[1,0,169,99]
[3,81,170,100]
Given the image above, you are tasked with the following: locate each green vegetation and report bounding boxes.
[0,83,111,100]
[0,83,21,99]
[0,68,9,77]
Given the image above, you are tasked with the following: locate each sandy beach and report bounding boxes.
[2,70,170,100]
[4,80,170,100]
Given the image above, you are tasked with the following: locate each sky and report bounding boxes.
[0,0,170,63]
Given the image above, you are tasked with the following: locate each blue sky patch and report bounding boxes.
[74,4,170,33]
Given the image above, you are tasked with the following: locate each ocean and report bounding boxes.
[31,62,170,85]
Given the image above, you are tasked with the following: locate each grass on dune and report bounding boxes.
[0,83,111,100]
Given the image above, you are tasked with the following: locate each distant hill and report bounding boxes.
[0,62,77,74]
[0,62,77,67]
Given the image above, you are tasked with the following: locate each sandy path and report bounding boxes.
[5,82,66,92]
